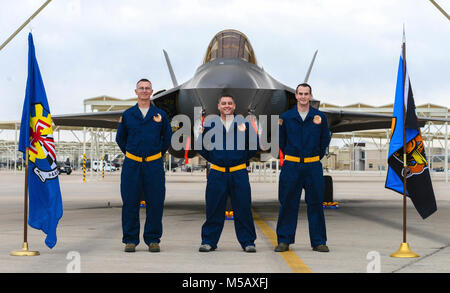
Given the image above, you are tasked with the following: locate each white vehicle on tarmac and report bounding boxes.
[92,161,117,172]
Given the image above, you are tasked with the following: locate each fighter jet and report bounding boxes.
[52,29,448,159]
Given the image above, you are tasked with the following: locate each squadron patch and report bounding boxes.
[313,115,322,125]
[238,123,247,132]
[29,103,59,182]
[279,119,283,126]
[153,113,162,122]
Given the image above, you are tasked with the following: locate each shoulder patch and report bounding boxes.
[313,115,322,125]
[279,118,283,126]
[119,116,123,123]
[238,123,247,132]
[153,113,162,122]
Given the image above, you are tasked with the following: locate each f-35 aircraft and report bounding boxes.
[48,29,450,202]
[52,29,447,159]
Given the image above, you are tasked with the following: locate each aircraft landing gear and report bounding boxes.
[324,175,333,202]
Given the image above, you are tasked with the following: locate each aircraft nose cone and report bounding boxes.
[194,60,260,89]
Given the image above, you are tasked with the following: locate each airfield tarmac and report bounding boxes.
[0,170,449,274]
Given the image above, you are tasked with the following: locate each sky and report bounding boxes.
[0,0,449,127]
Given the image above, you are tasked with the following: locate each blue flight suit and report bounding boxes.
[198,115,258,250]
[276,106,331,247]
[116,103,172,246]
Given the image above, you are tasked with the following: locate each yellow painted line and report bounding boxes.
[253,211,313,273]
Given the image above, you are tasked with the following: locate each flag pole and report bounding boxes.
[0,0,52,52]
[10,147,40,256]
[391,29,419,258]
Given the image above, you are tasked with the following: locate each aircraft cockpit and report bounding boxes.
[203,29,257,65]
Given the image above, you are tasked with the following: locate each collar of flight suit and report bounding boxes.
[220,114,235,132]
[203,114,250,133]
[288,106,319,124]
[130,103,158,122]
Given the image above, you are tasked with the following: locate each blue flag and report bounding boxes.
[385,46,437,219]
[18,33,63,248]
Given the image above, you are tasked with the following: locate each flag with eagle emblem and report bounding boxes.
[18,33,63,248]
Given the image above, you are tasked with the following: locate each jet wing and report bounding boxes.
[324,109,450,133]
[51,85,184,129]
[52,110,123,129]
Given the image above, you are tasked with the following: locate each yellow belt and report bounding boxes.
[284,155,320,163]
[126,151,162,162]
[210,163,247,173]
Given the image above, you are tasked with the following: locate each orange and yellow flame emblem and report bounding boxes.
[394,133,428,178]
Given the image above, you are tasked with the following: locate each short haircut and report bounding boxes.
[136,78,151,88]
[296,83,312,95]
[217,93,235,104]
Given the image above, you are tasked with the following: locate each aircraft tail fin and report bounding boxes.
[163,49,179,87]
[303,50,318,83]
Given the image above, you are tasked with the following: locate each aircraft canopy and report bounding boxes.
[203,29,257,65]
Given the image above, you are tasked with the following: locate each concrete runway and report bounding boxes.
[1,170,449,274]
